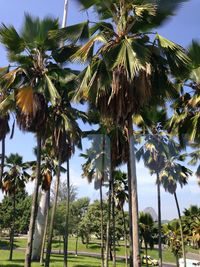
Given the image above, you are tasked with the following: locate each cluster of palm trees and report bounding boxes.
[0,1,199,267]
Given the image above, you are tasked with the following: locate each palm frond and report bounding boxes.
[0,24,25,54]
[49,21,89,43]
[45,74,61,106]
[156,34,190,77]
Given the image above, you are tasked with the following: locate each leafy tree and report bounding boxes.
[0,190,31,234]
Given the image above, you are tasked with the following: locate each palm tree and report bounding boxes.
[1,153,29,261]
[139,212,154,267]
[81,134,110,267]
[168,40,200,184]
[136,130,166,266]
[160,152,192,267]
[29,143,62,261]
[0,14,63,267]
[44,80,82,267]
[50,2,190,265]
[0,66,10,185]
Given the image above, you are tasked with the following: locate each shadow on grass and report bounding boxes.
[0,239,10,249]
[87,243,101,250]
[0,265,22,267]
[0,238,21,250]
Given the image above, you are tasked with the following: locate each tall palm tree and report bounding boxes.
[0,14,63,267]
[160,151,192,267]
[50,2,190,265]
[1,153,29,261]
[136,130,166,266]
[44,75,82,267]
[29,143,63,261]
[81,134,110,267]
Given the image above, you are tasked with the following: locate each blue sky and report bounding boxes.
[0,0,199,220]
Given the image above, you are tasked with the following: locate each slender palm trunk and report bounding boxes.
[25,135,42,267]
[32,190,49,260]
[174,192,186,267]
[75,235,78,256]
[127,116,140,267]
[0,137,5,184]
[156,173,162,267]
[9,188,15,261]
[100,181,105,267]
[122,208,128,267]
[105,178,112,267]
[63,158,70,267]
[40,190,50,265]
[176,255,179,267]
[145,242,148,267]
[111,180,116,267]
[45,151,62,267]
[127,160,133,267]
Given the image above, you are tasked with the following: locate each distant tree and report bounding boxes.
[0,190,31,234]
[183,205,200,249]
[139,212,154,267]
[163,221,182,267]
[51,180,77,203]
[70,197,90,255]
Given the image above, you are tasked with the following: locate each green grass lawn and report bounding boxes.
[0,236,181,264]
[0,250,127,267]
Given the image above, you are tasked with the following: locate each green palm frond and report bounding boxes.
[0,93,15,114]
[21,13,59,49]
[45,74,61,106]
[70,34,106,63]
[49,21,89,43]
[133,3,157,18]
[0,24,25,54]
[156,34,190,77]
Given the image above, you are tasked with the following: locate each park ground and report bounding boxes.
[0,236,199,266]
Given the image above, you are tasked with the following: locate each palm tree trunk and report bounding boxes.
[127,116,140,267]
[25,135,42,267]
[174,192,186,267]
[105,178,112,267]
[40,190,50,265]
[32,190,49,260]
[127,160,133,267]
[9,188,15,261]
[100,180,105,267]
[63,157,70,267]
[112,180,116,267]
[122,208,128,267]
[45,151,62,267]
[75,235,78,256]
[145,242,148,267]
[0,137,5,184]
[156,173,162,267]
[176,255,179,267]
